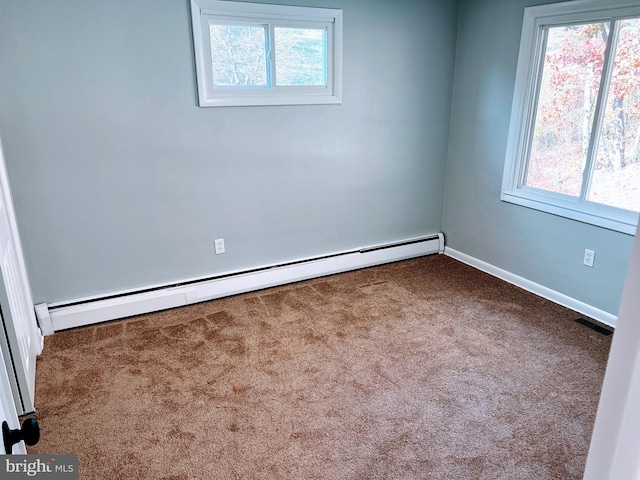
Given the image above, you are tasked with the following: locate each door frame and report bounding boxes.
[584,227,640,478]
[0,136,42,415]
[0,330,27,454]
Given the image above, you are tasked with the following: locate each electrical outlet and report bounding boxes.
[584,249,595,267]
[214,238,225,255]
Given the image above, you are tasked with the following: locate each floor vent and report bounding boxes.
[574,317,613,336]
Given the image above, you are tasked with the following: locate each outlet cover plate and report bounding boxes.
[584,249,595,267]
[214,238,225,255]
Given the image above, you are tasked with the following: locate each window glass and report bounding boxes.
[274,27,326,87]
[588,18,640,212]
[209,24,268,87]
[525,24,607,197]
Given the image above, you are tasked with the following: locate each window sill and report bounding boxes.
[197,93,342,108]
[501,190,639,235]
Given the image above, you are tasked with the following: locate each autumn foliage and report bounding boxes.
[526,19,640,211]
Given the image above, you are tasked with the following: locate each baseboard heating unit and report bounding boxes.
[36,233,444,333]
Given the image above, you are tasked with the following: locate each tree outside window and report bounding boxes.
[525,18,640,213]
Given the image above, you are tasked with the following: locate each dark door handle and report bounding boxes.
[2,418,40,454]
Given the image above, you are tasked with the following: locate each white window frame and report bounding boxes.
[190,0,343,107]
[501,0,640,235]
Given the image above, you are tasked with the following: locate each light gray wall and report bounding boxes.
[442,0,636,319]
[2,0,632,318]
[0,0,459,303]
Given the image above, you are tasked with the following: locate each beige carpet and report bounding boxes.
[28,255,611,479]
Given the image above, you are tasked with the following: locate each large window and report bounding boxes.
[502,0,640,234]
[190,0,343,107]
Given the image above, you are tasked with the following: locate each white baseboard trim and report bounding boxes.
[39,235,443,332]
[445,247,617,328]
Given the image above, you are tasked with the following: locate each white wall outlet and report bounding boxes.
[214,238,225,255]
[584,249,595,267]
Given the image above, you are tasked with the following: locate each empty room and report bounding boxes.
[0,0,639,478]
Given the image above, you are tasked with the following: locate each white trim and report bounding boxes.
[445,247,617,327]
[585,221,640,479]
[198,0,337,20]
[44,235,443,332]
[526,0,640,18]
[0,139,43,357]
[500,191,639,236]
[0,349,26,454]
[190,0,343,107]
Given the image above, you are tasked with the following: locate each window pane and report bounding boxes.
[525,24,607,196]
[274,27,326,86]
[588,19,640,212]
[209,24,267,87]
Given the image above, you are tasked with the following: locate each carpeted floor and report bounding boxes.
[28,255,611,479]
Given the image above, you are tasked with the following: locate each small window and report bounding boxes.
[190,0,343,107]
[502,0,640,234]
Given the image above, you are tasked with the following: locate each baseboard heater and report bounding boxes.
[36,233,444,333]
